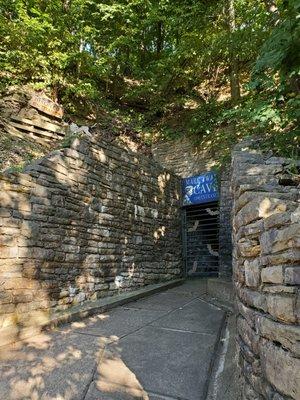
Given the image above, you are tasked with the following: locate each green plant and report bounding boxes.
[60,132,83,148]
[5,164,25,173]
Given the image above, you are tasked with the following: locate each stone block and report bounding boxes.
[234,262,245,284]
[256,314,300,356]
[240,287,267,312]
[237,336,255,362]
[0,246,18,258]
[234,192,264,213]
[0,313,17,328]
[260,341,300,399]
[234,197,288,231]
[263,285,297,294]
[238,238,261,257]
[272,393,286,400]
[237,301,258,328]
[285,266,300,285]
[237,316,260,355]
[291,206,300,223]
[0,324,19,347]
[265,156,287,165]
[266,295,296,323]
[244,257,268,269]
[244,261,261,287]
[264,211,291,230]
[261,266,283,284]
[260,223,300,255]
[243,219,264,238]
[267,249,300,266]
[244,381,264,400]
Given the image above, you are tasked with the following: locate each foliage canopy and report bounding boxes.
[0,0,299,159]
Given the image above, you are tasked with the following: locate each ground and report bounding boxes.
[0,280,240,400]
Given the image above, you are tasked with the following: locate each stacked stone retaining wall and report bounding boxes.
[152,136,209,178]
[0,135,182,346]
[232,140,300,400]
[152,136,233,277]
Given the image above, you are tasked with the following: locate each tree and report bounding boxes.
[0,0,287,108]
[228,0,241,101]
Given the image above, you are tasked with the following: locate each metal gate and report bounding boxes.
[183,201,219,277]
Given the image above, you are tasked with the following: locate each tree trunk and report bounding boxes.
[140,30,147,68]
[123,45,131,75]
[228,0,241,102]
[156,21,164,58]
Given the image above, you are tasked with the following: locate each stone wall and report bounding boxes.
[152,136,233,277]
[219,168,233,278]
[152,136,216,178]
[0,135,182,346]
[232,140,300,400]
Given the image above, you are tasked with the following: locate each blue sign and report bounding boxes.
[182,171,219,206]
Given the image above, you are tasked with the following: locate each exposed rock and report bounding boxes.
[69,122,91,136]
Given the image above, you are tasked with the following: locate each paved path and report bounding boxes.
[0,280,225,400]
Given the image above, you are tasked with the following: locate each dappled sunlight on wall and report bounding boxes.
[153,226,166,241]
[258,197,287,218]
[157,172,171,194]
[0,178,51,347]
[0,133,182,346]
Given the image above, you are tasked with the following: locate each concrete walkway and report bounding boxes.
[0,280,226,400]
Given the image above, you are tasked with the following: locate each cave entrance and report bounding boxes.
[182,172,220,277]
[183,201,219,277]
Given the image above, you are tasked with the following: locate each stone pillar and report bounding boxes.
[231,140,300,400]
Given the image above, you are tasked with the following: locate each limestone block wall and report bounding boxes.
[152,136,210,178]
[232,140,300,400]
[219,167,233,278]
[0,135,182,346]
[152,136,233,277]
